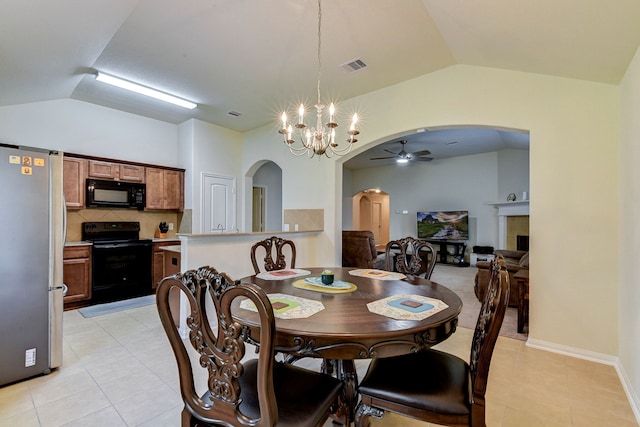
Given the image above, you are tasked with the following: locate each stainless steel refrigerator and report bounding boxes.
[0,143,64,386]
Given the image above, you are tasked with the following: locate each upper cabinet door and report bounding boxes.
[163,170,183,211]
[88,160,119,180]
[119,164,145,182]
[88,160,145,183]
[145,168,184,211]
[63,157,86,209]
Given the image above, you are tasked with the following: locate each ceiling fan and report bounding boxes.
[369,140,433,164]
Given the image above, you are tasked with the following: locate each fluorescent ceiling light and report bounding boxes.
[95,72,197,110]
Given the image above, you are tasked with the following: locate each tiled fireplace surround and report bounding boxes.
[492,201,530,251]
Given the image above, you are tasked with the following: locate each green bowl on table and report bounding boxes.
[321,270,335,285]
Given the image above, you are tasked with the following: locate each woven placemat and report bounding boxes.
[348,269,406,280]
[367,294,449,320]
[292,278,357,293]
[256,269,311,280]
[239,293,324,319]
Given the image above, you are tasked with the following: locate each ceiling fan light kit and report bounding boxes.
[278,0,362,159]
[369,140,433,164]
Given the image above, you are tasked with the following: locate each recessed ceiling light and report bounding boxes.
[95,72,197,110]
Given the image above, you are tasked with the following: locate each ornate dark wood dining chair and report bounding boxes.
[355,257,509,427]
[250,236,297,274]
[384,236,437,279]
[156,266,343,427]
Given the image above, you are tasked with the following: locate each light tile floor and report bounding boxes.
[0,303,637,427]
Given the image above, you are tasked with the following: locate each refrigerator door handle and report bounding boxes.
[49,284,67,294]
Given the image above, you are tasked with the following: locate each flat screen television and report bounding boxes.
[417,210,469,240]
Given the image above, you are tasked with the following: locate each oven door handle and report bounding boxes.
[93,242,152,250]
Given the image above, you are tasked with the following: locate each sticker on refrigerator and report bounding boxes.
[21,166,32,175]
[25,348,36,367]
[9,155,21,164]
[22,156,32,166]
[34,158,45,167]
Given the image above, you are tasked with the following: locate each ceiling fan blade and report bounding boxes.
[411,149,431,156]
[413,157,434,162]
[370,156,396,160]
[383,149,399,155]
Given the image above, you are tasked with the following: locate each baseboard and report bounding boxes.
[526,338,640,424]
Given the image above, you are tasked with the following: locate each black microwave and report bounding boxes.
[86,178,146,210]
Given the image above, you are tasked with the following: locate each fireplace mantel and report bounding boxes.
[488,200,530,249]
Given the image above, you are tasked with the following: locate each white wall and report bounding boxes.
[498,148,530,200]
[348,151,505,249]
[619,45,640,415]
[243,127,340,267]
[243,64,620,359]
[0,99,178,166]
[181,119,243,234]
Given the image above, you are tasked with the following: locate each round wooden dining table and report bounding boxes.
[234,267,463,425]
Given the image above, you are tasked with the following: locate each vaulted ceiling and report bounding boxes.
[5,0,640,131]
[3,0,639,136]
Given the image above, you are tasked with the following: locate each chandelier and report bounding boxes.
[278,0,360,158]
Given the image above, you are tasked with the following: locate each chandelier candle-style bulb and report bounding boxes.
[328,103,335,125]
[297,105,305,127]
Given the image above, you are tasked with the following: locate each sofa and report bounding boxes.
[474,249,529,307]
[342,230,386,270]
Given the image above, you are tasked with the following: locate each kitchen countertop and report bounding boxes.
[66,238,181,246]
[159,245,181,253]
[65,241,92,247]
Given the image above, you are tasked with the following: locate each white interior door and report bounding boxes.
[372,202,382,242]
[252,186,265,232]
[202,173,236,233]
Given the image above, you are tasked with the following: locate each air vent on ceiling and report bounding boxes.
[227,111,242,117]
[340,58,367,73]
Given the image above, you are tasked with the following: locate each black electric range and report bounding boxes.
[82,222,153,303]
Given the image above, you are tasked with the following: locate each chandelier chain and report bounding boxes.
[316,0,322,107]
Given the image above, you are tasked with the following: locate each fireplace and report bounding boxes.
[489,201,530,250]
[517,235,529,251]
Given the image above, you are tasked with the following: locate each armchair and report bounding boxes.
[342,230,386,270]
[474,249,528,307]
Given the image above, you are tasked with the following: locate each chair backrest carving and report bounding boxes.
[156,266,278,426]
[469,256,509,420]
[250,236,297,274]
[384,237,437,278]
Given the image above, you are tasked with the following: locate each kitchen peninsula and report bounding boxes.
[176,230,326,280]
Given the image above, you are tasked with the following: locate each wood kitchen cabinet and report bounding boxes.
[153,241,181,289]
[146,168,184,211]
[63,157,86,209]
[63,245,91,305]
[88,160,145,182]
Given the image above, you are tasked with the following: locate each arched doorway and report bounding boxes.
[246,160,283,232]
[352,189,390,245]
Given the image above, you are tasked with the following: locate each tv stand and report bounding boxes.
[424,239,468,266]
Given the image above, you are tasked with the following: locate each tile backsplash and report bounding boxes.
[283,209,324,231]
[66,209,181,241]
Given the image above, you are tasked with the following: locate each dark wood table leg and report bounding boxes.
[331,359,358,425]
